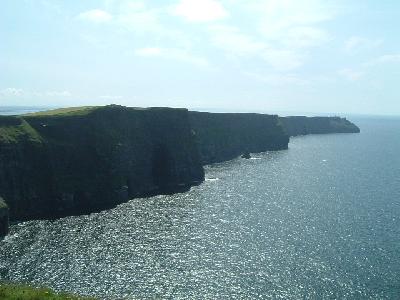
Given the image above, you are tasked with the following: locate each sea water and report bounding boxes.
[1,116,400,299]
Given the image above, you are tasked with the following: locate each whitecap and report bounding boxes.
[205,178,219,182]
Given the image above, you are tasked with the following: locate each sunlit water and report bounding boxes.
[1,117,400,299]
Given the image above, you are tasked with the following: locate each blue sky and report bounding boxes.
[1,0,399,115]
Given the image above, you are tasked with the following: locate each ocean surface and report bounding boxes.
[1,113,400,299]
[0,106,52,115]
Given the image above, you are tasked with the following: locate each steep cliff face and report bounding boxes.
[0,106,360,222]
[0,105,204,221]
[189,112,289,165]
[280,116,360,136]
[0,197,8,237]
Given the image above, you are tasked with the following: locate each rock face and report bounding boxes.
[241,152,251,159]
[189,112,289,165]
[0,105,204,221]
[0,197,9,237]
[0,105,360,222]
[280,116,360,136]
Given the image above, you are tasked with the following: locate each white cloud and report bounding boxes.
[43,91,71,97]
[338,68,364,81]
[363,54,400,68]
[373,54,400,64]
[134,47,211,68]
[135,47,162,56]
[0,88,73,99]
[209,25,304,70]
[205,0,334,70]
[210,25,266,56]
[171,0,229,22]
[0,88,24,97]
[244,71,308,86]
[75,1,335,72]
[261,49,304,71]
[284,26,329,48]
[100,95,123,100]
[250,0,334,38]
[78,9,113,23]
[251,0,332,52]
[344,36,383,53]
[117,8,160,33]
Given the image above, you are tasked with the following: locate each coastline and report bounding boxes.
[0,105,359,226]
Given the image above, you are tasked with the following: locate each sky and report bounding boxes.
[0,0,399,115]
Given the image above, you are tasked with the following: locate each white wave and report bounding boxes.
[205,178,219,182]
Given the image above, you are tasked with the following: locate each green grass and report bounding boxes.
[23,106,99,117]
[0,284,97,300]
[0,119,42,144]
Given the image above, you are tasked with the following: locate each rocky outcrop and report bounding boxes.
[0,197,9,237]
[0,105,204,221]
[280,116,360,136]
[189,112,289,165]
[241,152,251,159]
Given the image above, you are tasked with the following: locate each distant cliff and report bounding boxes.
[189,112,289,164]
[280,116,360,136]
[0,105,204,221]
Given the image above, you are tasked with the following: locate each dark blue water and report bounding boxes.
[1,117,400,299]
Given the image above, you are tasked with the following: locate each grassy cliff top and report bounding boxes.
[0,105,189,144]
[23,105,186,118]
[24,106,99,117]
[0,284,96,300]
[0,118,42,144]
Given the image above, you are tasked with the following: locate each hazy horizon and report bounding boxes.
[2,104,400,119]
[1,1,399,115]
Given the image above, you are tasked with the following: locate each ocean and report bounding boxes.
[1,114,400,299]
[0,106,51,116]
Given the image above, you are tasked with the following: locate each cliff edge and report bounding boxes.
[189,112,289,165]
[0,105,360,222]
[0,105,204,221]
[280,116,360,136]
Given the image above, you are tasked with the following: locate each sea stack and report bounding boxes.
[241,152,251,159]
[0,197,9,238]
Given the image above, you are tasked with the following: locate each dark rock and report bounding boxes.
[0,105,360,223]
[0,197,9,238]
[189,111,289,165]
[241,152,251,159]
[0,106,204,221]
[279,116,360,137]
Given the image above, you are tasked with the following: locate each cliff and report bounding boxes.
[280,116,360,136]
[0,105,204,221]
[189,112,289,164]
[0,197,8,237]
[0,105,360,222]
